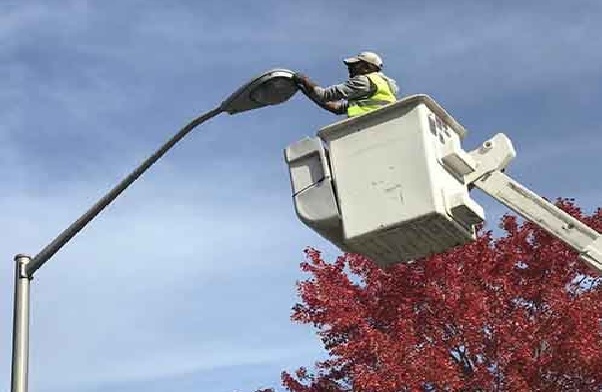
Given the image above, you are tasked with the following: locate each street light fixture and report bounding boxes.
[221,69,298,114]
[10,69,298,392]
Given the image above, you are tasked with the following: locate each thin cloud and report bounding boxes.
[39,343,321,390]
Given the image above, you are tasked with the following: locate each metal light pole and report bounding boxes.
[10,69,298,392]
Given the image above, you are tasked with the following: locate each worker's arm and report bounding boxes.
[298,83,347,114]
[313,75,376,101]
[293,73,374,115]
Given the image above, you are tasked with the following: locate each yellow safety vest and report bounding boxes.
[347,73,397,117]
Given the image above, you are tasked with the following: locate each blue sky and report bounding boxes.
[1,1,601,391]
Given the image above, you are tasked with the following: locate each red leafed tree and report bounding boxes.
[278,199,602,392]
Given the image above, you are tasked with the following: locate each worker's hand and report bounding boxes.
[292,73,316,90]
[292,72,307,84]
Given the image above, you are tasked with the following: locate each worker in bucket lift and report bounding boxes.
[293,51,399,117]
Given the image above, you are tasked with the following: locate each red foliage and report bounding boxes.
[280,199,602,391]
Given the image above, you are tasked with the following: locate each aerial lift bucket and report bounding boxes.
[284,95,485,267]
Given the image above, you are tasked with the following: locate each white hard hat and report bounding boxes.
[343,51,383,69]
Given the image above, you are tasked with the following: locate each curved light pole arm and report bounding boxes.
[12,107,223,392]
[26,107,223,276]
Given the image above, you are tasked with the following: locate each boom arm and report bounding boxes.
[465,134,602,272]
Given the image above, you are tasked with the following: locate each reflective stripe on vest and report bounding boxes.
[347,73,396,117]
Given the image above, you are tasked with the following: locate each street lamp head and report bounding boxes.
[220,69,299,114]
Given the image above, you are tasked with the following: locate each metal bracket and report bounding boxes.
[14,255,32,280]
[464,133,517,184]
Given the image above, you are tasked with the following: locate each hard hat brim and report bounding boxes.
[343,57,362,65]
